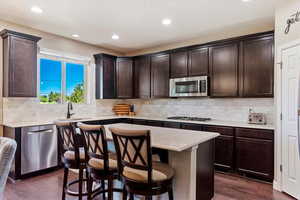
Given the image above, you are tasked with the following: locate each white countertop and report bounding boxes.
[105,123,220,152]
[2,115,274,130]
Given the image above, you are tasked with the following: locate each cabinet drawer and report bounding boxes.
[236,128,273,140]
[181,123,202,131]
[147,120,164,127]
[132,119,148,125]
[163,121,181,129]
[202,125,234,136]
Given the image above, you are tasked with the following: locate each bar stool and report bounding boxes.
[109,127,175,200]
[55,121,88,200]
[78,123,123,200]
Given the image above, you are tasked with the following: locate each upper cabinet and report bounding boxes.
[94,54,117,99]
[188,47,209,76]
[0,30,41,97]
[170,50,188,78]
[134,56,151,99]
[209,43,239,97]
[151,53,170,98]
[239,35,274,97]
[116,57,133,99]
[170,47,209,78]
[94,31,274,99]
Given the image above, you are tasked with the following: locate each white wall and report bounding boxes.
[274,0,300,191]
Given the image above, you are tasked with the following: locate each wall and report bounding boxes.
[273,0,300,192]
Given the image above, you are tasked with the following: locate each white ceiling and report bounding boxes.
[0,0,281,53]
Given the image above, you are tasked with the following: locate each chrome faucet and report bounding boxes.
[67,102,74,119]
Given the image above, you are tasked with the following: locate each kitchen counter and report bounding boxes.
[2,115,274,130]
[106,123,219,152]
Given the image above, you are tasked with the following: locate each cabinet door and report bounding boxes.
[209,43,239,97]
[236,137,274,181]
[188,47,209,76]
[151,54,170,98]
[170,50,188,78]
[8,36,38,97]
[239,36,274,97]
[215,135,234,170]
[202,125,234,170]
[116,58,133,98]
[134,56,151,98]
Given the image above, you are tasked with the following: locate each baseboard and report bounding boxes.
[273,180,282,192]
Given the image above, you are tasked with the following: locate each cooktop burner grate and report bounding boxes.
[167,116,211,122]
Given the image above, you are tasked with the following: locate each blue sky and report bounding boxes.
[40,59,84,96]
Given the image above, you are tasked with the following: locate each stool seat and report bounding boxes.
[64,149,86,161]
[88,154,118,170]
[123,161,175,183]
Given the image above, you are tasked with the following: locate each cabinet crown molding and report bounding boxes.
[0,29,41,42]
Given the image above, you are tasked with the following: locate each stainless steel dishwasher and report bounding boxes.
[21,125,58,175]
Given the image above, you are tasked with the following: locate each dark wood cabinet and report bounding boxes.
[151,54,170,98]
[116,57,133,98]
[235,128,274,181]
[1,30,41,97]
[209,43,239,97]
[181,123,203,131]
[170,50,188,78]
[202,126,235,170]
[188,47,209,76]
[239,35,274,97]
[134,56,151,98]
[94,54,117,99]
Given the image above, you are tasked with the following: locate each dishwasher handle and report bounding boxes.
[27,129,53,135]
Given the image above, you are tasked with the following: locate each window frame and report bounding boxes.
[37,50,90,104]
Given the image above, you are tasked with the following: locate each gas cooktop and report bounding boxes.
[167,116,211,122]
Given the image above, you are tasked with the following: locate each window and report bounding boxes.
[39,58,86,104]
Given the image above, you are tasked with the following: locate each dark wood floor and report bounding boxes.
[4,169,295,200]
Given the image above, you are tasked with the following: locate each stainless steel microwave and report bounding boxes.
[169,76,208,97]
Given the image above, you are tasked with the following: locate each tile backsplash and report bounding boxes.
[2,98,124,124]
[126,98,275,124]
[2,97,274,125]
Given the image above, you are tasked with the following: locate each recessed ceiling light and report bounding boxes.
[72,34,79,38]
[112,34,119,40]
[31,6,43,14]
[242,0,252,2]
[162,18,172,26]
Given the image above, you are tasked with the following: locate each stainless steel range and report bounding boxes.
[167,116,211,121]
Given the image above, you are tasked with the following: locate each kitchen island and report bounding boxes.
[105,123,220,200]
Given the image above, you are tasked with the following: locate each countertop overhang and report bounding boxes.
[105,123,220,152]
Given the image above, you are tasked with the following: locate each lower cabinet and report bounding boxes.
[214,135,234,170]
[235,128,274,181]
[202,126,235,170]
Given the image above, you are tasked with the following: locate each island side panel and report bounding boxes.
[168,145,198,200]
[196,139,215,200]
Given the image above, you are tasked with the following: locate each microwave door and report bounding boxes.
[174,80,199,96]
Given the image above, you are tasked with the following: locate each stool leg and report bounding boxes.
[87,174,93,200]
[122,185,127,200]
[62,167,69,200]
[168,188,174,200]
[108,177,113,200]
[78,168,83,200]
[101,180,105,200]
[129,193,134,200]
